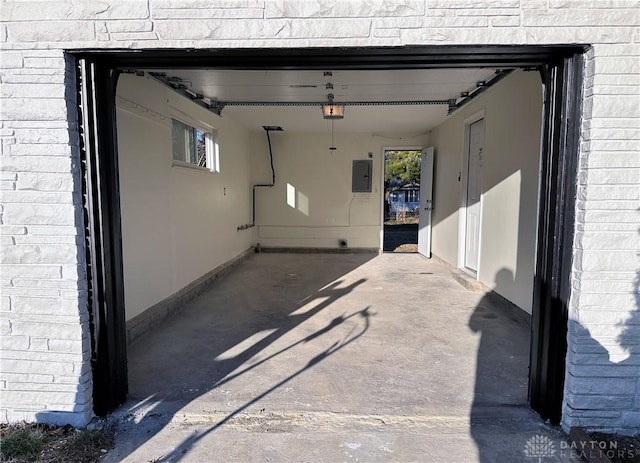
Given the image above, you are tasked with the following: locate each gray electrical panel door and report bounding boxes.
[352,160,372,192]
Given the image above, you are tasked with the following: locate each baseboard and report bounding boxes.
[431,253,531,326]
[484,286,532,326]
[126,247,254,346]
[429,252,456,269]
[259,247,380,254]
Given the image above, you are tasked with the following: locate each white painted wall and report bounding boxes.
[250,131,428,249]
[116,75,254,321]
[430,71,543,313]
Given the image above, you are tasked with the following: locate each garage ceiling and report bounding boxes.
[149,68,501,133]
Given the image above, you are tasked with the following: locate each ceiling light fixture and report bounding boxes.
[322,93,344,120]
[322,104,344,118]
[321,93,343,152]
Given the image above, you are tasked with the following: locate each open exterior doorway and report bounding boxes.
[383,148,422,253]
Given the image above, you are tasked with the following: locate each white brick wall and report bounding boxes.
[0,0,638,433]
[565,35,640,435]
[0,45,92,426]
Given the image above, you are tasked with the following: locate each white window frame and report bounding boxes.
[170,115,220,173]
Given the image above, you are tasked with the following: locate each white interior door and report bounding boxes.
[464,119,484,272]
[418,146,434,258]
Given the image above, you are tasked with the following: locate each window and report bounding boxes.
[171,118,219,172]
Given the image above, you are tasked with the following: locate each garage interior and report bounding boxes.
[63,41,596,463]
[116,66,543,325]
[100,59,554,460]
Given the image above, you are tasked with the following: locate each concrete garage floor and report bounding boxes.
[105,253,576,463]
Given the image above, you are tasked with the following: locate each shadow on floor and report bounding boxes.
[108,253,375,461]
[104,253,573,462]
[469,268,582,463]
[153,307,374,462]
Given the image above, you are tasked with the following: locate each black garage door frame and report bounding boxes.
[70,45,586,422]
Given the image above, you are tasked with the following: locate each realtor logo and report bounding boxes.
[524,434,556,462]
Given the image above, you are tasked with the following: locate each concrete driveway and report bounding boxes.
[105,253,576,462]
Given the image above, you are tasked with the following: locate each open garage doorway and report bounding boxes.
[73,46,584,430]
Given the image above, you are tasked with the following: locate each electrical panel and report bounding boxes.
[352,160,372,192]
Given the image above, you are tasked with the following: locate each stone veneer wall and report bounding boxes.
[0,0,638,433]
